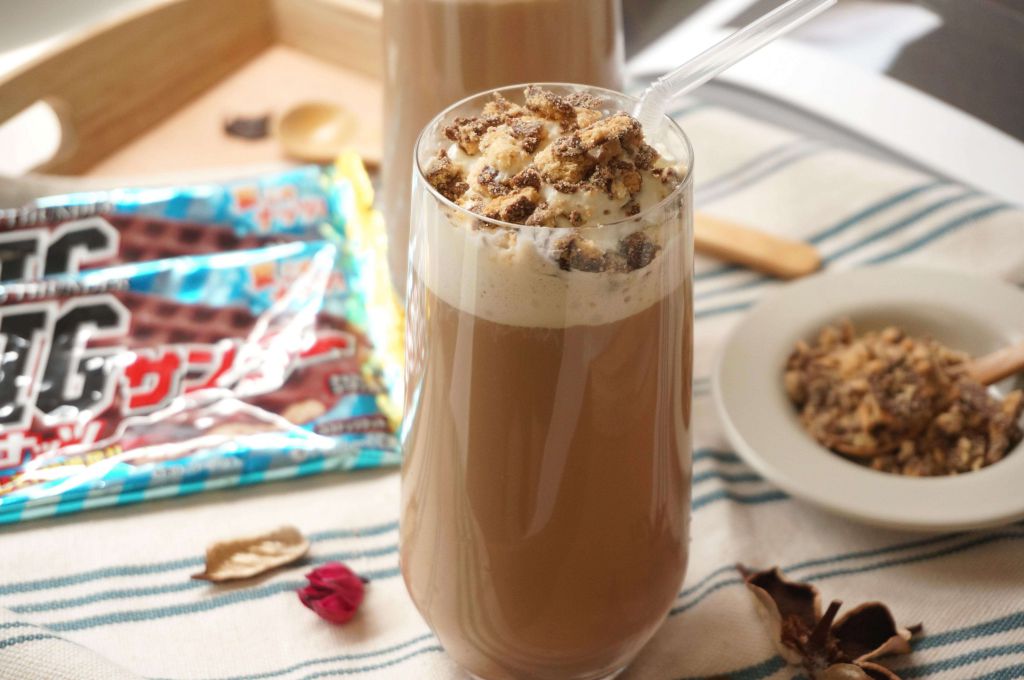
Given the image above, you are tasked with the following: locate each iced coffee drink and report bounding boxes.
[401,85,693,680]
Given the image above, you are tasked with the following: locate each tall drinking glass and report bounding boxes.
[401,84,693,680]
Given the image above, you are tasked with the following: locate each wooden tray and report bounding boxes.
[0,0,383,180]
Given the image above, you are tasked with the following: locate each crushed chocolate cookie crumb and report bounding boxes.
[483,188,539,224]
[428,85,686,229]
[565,91,603,109]
[536,139,594,184]
[444,116,493,155]
[524,203,553,226]
[620,231,658,268]
[653,166,681,185]
[482,92,515,118]
[426,150,469,202]
[525,85,578,128]
[578,113,643,154]
[508,118,544,153]
[785,320,1024,476]
[617,163,643,194]
[477,166,509,196]
[508,167,542,191]
[553,234,607,272]
[586,165,614,195]
[634,143,659,170]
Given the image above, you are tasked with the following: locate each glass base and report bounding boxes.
[470,667,625,680]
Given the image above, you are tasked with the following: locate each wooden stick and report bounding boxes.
[695,212,822,279]
[967,341,1024,386]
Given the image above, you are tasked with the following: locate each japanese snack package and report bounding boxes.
[0,157,402,523]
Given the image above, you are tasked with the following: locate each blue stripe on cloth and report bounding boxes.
[694,186,977,305]
[10,545,400,614]
[4,469,771,617]
[692,449,742,464]
[691,488,788,511]
[242,599,1023,680]
[694,274,767,302]
[292,645,444,680]
[899,642,1024,679]
[867,203,1013,265]
[822,190,979,264]
[42,566,401,633]
[1,455,764,615]
[0,632,61,650]
[673,544,1024,679]
[677,607,1024,680]
[696,300,754,320]
[697,140,822,205]
[692,470,762,485]
[694,199,1013,322]
[163,537,1024,679]
[163,633,437,680]
[692,179,946,285]
[916,610,1024,650]
[807,180,948,244]
[972,663,1024,680]
[696,263,743,282]
[670,531,1024,617]
[803,531,1024,583]
[0,520,399,597]
[0,621,32,630]
[677,565,736,601]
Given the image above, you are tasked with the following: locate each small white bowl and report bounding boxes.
[712,266,1024,532]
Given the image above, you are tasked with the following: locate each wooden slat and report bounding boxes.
[271,0,382,78]
[86,45,382,176]
[0,0,274,175]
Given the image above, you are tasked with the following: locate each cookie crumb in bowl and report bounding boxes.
[785,319,1024,476]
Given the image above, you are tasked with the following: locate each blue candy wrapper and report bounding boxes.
[0,157,402,523]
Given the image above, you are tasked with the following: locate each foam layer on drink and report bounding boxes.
[417,86,689,329]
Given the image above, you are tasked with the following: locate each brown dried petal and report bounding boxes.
[740,565,822,632]
[832,602,916,663]
[192,526,309,582]
[856,661,904,680]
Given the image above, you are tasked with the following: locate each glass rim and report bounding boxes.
[413,82,695,232]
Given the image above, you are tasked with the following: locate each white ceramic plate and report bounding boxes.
[712,266,1024,532]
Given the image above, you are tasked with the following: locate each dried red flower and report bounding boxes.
[297,562,366,624]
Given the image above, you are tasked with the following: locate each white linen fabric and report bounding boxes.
[1,101,1022,680]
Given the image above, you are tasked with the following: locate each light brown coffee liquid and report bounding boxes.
[400,281,692,680]
[381,0,623,293]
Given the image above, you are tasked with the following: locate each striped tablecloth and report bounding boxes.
[2,99,1023,680]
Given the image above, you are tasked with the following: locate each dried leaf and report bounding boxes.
[193,526,309,582]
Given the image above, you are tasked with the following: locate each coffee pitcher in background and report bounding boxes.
[381,0,624,295]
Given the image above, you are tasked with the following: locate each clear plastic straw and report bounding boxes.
[635,0,835,132]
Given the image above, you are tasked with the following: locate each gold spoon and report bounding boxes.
[278,102,357,163]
